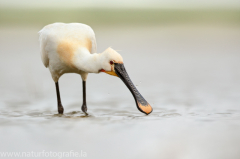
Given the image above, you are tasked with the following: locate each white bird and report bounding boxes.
[39,23,152,115]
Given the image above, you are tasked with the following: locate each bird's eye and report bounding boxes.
[110,61,114,65]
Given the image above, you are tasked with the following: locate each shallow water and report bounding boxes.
[0,25,240,159]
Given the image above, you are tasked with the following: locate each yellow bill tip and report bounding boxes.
[138,103,153,115]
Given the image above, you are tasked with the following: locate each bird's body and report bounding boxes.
[39,23,97,82]
[39,23,152,115]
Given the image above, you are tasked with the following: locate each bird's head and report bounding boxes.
[99,48,123,76]
[99,48,153,115]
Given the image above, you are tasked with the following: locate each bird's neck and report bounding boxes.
[73,48,102,73]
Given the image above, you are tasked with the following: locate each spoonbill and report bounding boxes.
[39,23,152,115]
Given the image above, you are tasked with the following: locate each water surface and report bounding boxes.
[0,25,240,159]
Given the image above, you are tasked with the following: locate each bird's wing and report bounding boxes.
[38,23,97,67]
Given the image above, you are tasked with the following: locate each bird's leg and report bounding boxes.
[81,80,88,115]
[55,82,64,114]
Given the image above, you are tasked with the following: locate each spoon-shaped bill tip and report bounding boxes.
[138,102,153,115]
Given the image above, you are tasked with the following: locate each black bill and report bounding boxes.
[114,63,153,115]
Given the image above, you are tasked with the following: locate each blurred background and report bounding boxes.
[0,0,240,159]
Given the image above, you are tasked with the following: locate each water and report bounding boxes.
[0,25,240,159]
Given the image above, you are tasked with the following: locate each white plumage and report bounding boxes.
[39,22,122,82]
[39,23,97,67]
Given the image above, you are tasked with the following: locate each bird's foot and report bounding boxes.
[81,104,88,115]
[58,104,64,114]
